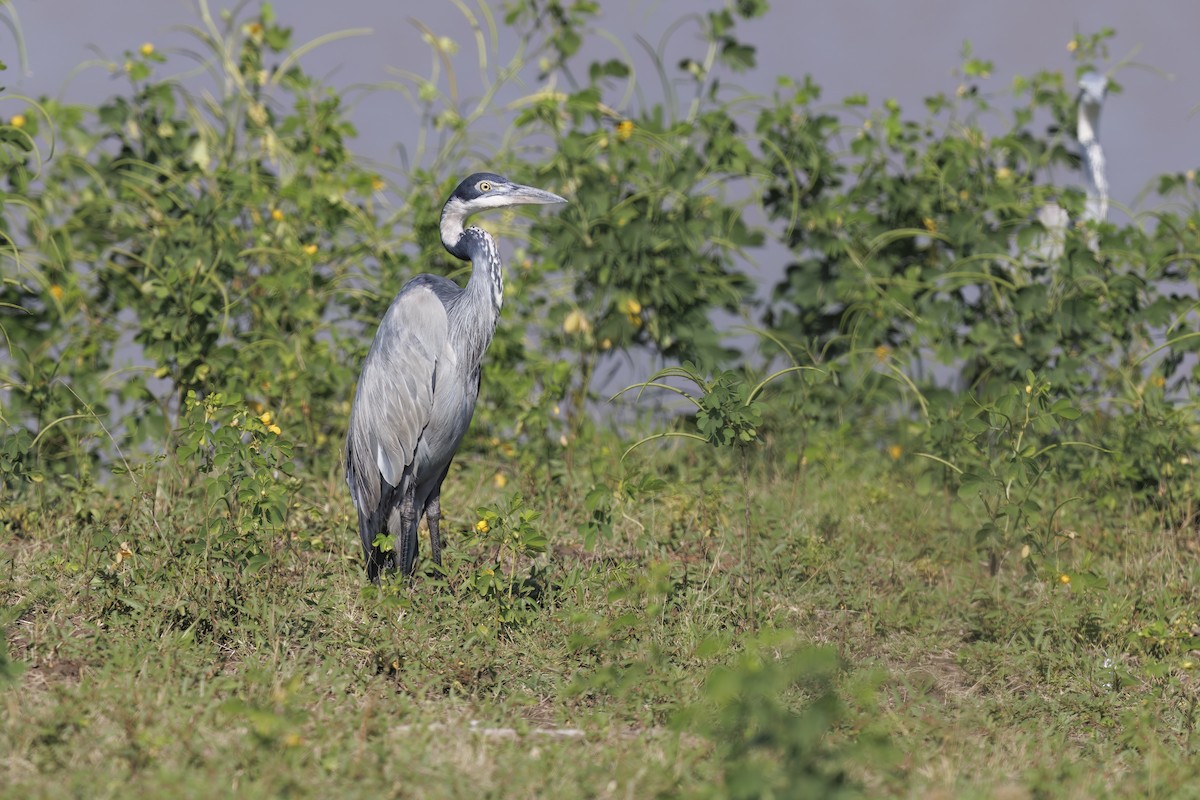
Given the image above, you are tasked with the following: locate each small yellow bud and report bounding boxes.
[562,308,590,335]
[271,208,285,222]
[49,284,64,301]
[616,120,634,142]
[493,473,507,489]
[874,345,890,362]
[922,217,937,233]
[887,444,902,461]
[1151,375,1166,389]
[1059,573,1070,584]
[996,167,1014,184]
[475,519,490,534]
[268,424,281,435]
[620,298,641,315]
[9,114,25,129]
[1025,384,1032,394]
[1012,332,1023,347]
[600,338,613,350]
[372,177,385,192]
[1020,544,1031,559]
[303,244,318,256]
[1066,40,1078,53]
[114,542,134,566]
[140,42,155,57]
[259,410,272,425]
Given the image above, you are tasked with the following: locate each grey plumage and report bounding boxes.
[345,173,567,581]
[1031,72,1110,263]
[1077,71,1109,225]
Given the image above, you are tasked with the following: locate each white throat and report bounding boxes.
[440,197,468,250]
[1077,105,1100,146]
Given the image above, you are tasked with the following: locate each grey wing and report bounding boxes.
[345,283,451,517]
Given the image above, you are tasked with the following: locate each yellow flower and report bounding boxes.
[372,176,385,192]
[49,284,64,301]
[1024,384,1032,394]
[1151,375,1166,389]
[616,120,634,142]
[922,217,937,233]
[303,243,318,256]
[140,42,155,57]
[874,344,890,362]
[259,410,273,425]
[620,298,641,316]
[271,208,285,222]
[114,541,134,566]
[562,308,590,335]
[887,444,903,461]
[283,732,303,747]
[10,114,26,129]
[245,21,264,38]
[1066,39,1078,53]
[475,519,490,534]
[1059,573,1070,584]
[1012,332,1023,347]
[995,167,1014,184]
[492,472,507,489]
[268,424,281,435]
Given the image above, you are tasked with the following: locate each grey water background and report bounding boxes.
[9,1,1200,407]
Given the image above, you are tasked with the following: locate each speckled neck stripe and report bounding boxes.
[464,227,502,311]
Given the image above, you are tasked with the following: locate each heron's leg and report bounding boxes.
[425,490,443,568]
[394,484,420,577]
[358,511,382,582]
[423,467,452,570]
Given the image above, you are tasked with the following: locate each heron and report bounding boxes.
[345,173,567,581]
[1032,71,1110,262]
[1077,71,1109,226]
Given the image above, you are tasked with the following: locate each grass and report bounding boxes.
[4,426,1200,799]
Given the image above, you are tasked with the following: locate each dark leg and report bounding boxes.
[422,469,451,570]
[425,489,443,568]
[395,484,420,577]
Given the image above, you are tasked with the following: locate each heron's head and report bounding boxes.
[440,173,567,258]
[1078,72,1108,110]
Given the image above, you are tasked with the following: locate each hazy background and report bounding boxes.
[10,1,1200,224]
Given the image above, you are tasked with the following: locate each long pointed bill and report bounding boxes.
[504,184,568,206]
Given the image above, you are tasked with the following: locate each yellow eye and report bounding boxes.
[478,181,492,192]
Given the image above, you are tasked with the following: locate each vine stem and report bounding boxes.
[741,444,756,631]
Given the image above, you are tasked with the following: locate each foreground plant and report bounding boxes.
[615,360,819,627]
